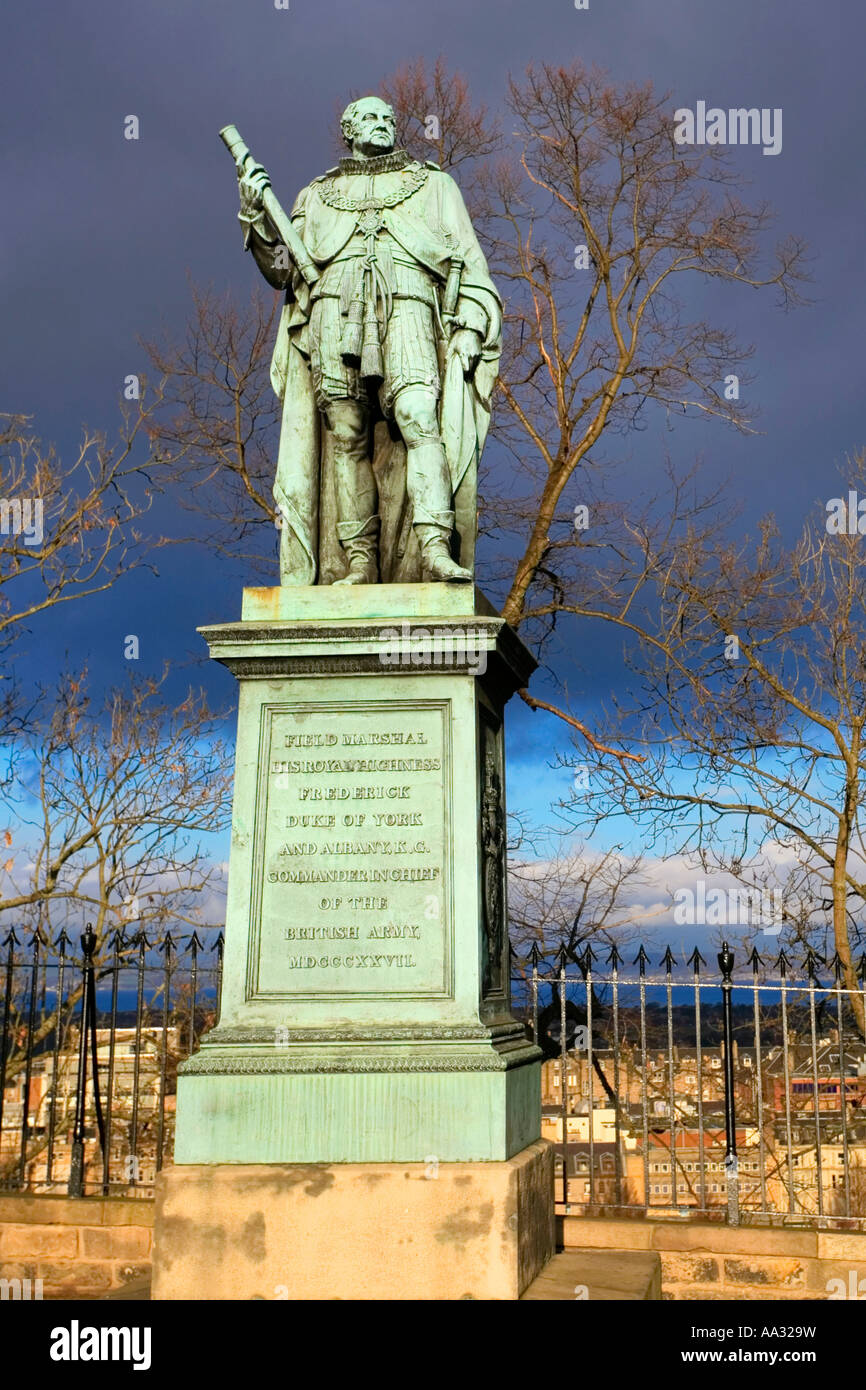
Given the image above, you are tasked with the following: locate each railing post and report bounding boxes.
[68,925,97,1198]
[558,943,568,1209]
[17,929,43,1188]
[718,940,740,1226]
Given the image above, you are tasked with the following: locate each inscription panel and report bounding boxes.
[249,700,452,999]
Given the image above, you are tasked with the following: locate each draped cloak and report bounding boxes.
[249,159,502,585]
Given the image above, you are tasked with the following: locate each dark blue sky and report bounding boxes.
[2,0,864,860]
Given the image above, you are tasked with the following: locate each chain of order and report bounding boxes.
[316,163,429,213]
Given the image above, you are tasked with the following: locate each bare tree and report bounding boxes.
[141,285,282,575]
[0,669,232,1121]
[0,403,167,732]
[508,844,651,957]
[483,64,805,673]
[559,452,866,1033]
[1,669,232,937]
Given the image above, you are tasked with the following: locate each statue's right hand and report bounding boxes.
[238,163,271,216]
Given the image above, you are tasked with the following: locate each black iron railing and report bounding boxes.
[511,939,866,1229]
[4,924,866,1227]
[0,925,223,1197]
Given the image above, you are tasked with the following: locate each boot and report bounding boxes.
[414,512,472,583]
[406,444,472,582]
[334,516,379,585]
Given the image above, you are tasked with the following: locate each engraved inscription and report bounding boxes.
[253,702,450,996]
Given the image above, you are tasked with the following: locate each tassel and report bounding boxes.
[340,296,364,366]
[360,331,384,381]
[360,297,384,380]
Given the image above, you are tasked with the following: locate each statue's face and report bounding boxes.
[344,98,396,157]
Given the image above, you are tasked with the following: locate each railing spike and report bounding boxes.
[803,946,824,980]
[688,946,706,973]
[748,946,764,973]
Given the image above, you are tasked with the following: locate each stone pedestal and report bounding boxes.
[153,1142,554,1301]
[152,584,552,1298]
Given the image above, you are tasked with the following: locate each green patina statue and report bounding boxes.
[226,96,502,585]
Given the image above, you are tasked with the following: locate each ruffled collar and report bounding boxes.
[337,148,412,176]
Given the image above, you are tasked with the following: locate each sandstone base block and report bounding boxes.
[152,1140,554,1300]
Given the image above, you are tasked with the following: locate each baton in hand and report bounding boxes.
[219,123,319,287]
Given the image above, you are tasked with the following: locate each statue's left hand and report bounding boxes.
[449,328,483,379]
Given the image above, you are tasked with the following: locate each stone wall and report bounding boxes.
[0,1194,153,1298]
[560,1215,866,1300]
[3,1196,864,1300]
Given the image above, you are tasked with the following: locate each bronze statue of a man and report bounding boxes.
[235,95,502,585]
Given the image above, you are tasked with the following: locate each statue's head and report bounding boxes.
[340,96,396,157]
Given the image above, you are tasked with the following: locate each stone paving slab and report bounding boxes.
[521,1248,662,1300]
